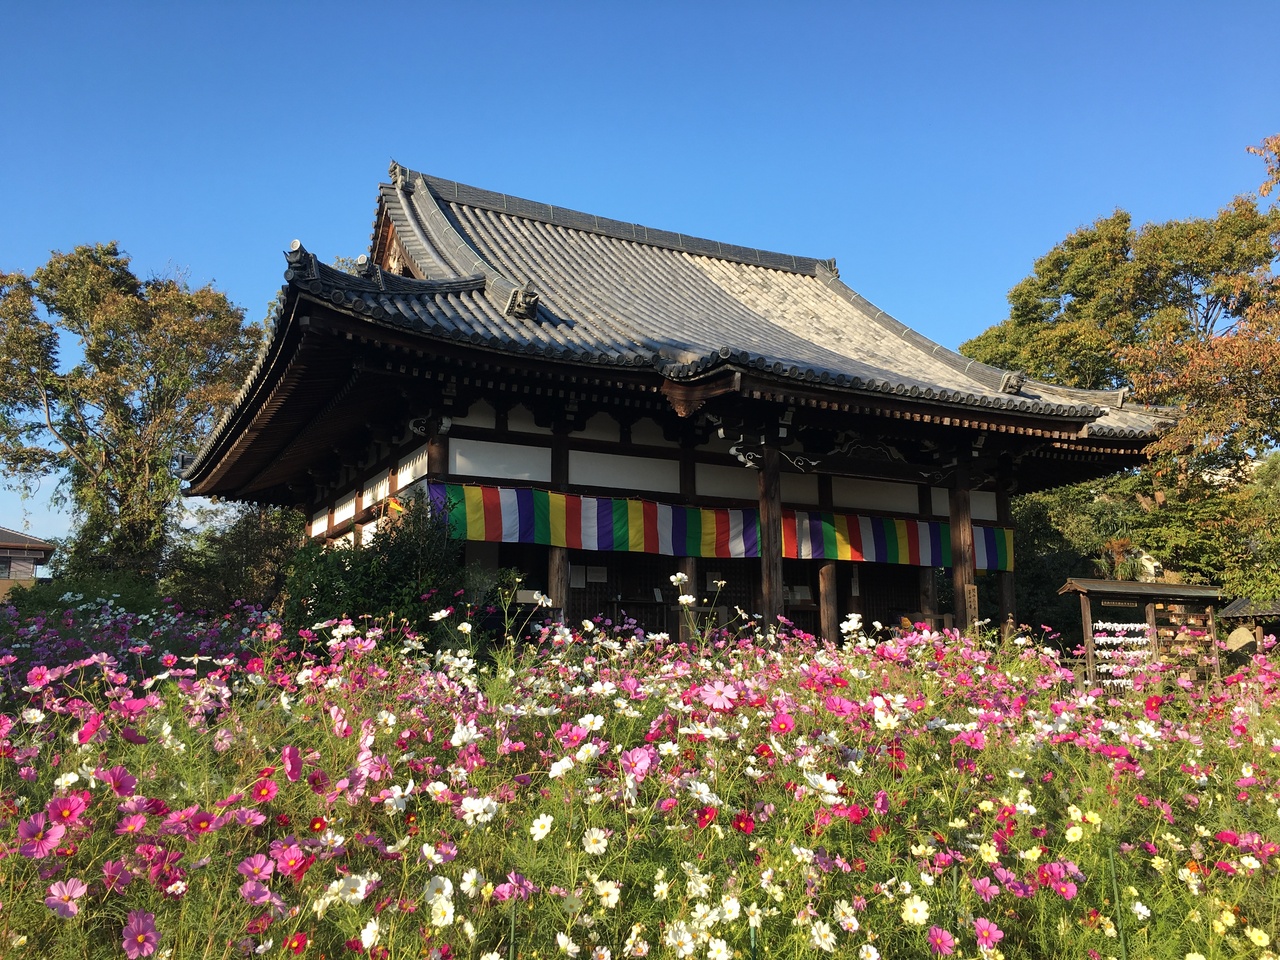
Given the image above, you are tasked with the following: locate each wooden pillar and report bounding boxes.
[678,554,698,644]
[758,445,784,627]
[819,562,839,641]
[917,484,938,625]
[549,426,570,622]
[1080,592,1096,685]
[949,464,977,631]
[548,547,570,622]
[1145,601,1158,658]
[427,432,449,479]
[996,488,1016,630]
[818,475,838,641]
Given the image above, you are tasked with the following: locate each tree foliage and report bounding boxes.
[0,243,262,579]
[163,503,307,612]
[281,490,464,632]
[960,199,1280,398]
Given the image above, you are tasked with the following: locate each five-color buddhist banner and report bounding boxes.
[425,482,1013,571]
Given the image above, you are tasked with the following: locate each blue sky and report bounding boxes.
[3,1,1277,541]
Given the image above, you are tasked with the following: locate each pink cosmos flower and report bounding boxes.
[927,926,956,956]
[698,679,738,711]
[769,712,796,734]
[249,779,278,804]
[122,911,159,958]
[47,794,88,826]
[1054,880,1078,900]
[116,813,148,836]
[238,854,275,881]
[973,918,1004,951]
[45,877,88,918]
[282,744,303,782]
[103,859,133,892]
[18,812,66,858]
[620,745,657,782]
[99,765,139,797]
[971,877,1000,903]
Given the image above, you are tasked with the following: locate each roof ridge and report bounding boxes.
[388,162,821,276]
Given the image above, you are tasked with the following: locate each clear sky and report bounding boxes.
[2,1,1277,541]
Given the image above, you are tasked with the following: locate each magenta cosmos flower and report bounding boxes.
[122,911,159,958]
[17,812,65,858]
[45,877,88,918]
[973,918,1004,951]
[927,926,956,955]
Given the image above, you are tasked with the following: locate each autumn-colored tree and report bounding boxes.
[0,243,262,579]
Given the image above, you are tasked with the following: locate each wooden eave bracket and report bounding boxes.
[661,371,742,417]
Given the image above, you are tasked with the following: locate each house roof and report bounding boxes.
[363,164,1175,440]
[1220,597,1280,619]
[0,526,55,558]
[1057,578,1222,602]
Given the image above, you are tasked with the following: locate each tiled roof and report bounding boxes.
[364,164,1175,440]
[0,526,55,552]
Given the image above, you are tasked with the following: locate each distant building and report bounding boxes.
[185,165,1176,636]
[0,526,55,600]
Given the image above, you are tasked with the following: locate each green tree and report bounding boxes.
[164,502,307,611]
[0,243,262,579]
[960,199,1280,395]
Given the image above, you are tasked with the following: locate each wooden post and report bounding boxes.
[917,484,938,626]
[1145,601,1158,658]
[758,445,784,628]
[949,464,976,631]
[818,475,838,641]
[996,488,1016,629]
[678,554,698,644]
[1080,592,1095,685]
[819,561,839,641]
[1207,604,1223,684]
[548,547,570,622]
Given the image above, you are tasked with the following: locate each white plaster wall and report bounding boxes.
[398,443,431,488]
[570,450,680,493]
[453,399,496,429]
[930,487,998,521]
[631,417,678,447]
[362,473,390,506]
[507,404,551,435]
[781,473,819,505]
[333,494,357,525]
[696,463,758,501]
[971,491,998,521]
[310,509,329,537]
[832,477,918,514]
[576,413,619,442]
[450,438,552,482]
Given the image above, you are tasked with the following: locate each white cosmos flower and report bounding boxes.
[530,813,554,841]
[582,827,609,855]
[430,897,454,927]
[810,921,838,952]
[425,876,453,902]
[360,917,380,949]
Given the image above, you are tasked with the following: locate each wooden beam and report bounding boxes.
[758,445,784,627]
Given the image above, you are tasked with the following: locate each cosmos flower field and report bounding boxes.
[1,590,1278,960]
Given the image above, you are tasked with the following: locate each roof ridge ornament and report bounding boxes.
[998,371,1026,395]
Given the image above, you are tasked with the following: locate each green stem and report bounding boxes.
[1108,847,1129,960]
